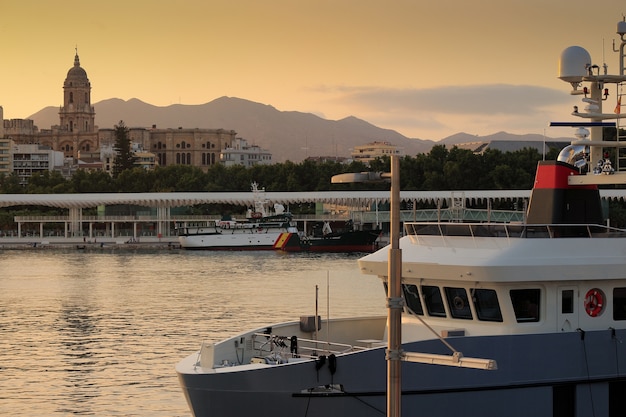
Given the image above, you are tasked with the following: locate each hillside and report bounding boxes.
[29,97,434,162]
[28,97,570,162]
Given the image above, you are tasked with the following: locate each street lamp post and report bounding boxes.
[331,154,403,417]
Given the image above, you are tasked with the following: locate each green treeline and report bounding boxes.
[0,145,559,194]
[3,143,626,228]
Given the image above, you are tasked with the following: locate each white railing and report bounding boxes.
[404,222,626,240]
[251,332,368,360]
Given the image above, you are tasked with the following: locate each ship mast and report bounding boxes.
[555,18,626,185]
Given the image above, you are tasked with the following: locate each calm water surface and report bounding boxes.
[0,249,385,416]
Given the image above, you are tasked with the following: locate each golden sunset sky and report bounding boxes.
[1,0,625,141]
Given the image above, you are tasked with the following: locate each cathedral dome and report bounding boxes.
[65,52,89,84]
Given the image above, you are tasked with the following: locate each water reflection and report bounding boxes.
[0,250,385,416]
[58,303,99,415]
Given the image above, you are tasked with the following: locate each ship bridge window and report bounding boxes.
[613,288,626,320]
[510,289,540,322]
[422,286,446,317]
[472,289,503,322]
[445,287,472,319]
[402,284,423,315]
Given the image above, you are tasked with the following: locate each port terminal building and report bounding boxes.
[2,189,625,243]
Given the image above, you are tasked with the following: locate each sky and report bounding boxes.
[1,0,625,141]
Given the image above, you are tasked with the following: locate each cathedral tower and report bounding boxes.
[59,50,95,134]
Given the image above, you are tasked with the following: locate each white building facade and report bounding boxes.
[11,144,66,185]
[220,138,272,167]
[351,141,404,164]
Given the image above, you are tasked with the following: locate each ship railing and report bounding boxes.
[404,222,626,242]
[251,332,368,359]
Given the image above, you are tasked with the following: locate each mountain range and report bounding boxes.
[28,97,570,162]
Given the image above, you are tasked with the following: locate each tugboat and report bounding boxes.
[275,219,381,253]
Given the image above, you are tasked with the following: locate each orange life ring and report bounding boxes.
[584,288,604,317]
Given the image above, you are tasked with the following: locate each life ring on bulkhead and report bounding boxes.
[584,288,605,317]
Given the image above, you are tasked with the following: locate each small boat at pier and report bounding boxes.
[177,183,298,250]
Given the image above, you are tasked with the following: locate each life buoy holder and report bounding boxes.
[584,288,605,317]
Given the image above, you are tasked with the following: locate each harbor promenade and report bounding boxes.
[12,187,626,249]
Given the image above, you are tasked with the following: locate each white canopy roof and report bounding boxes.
[0,190,532,209]
[2,189,624,210]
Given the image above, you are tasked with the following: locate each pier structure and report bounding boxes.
[4,188,622,243]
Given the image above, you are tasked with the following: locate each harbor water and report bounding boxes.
[0,249,385,416]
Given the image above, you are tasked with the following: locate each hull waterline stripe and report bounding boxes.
[291,375,626,398]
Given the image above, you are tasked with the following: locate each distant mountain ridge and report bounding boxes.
[27,97,570,162]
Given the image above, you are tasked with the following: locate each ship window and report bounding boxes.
[422,285,446,317]
[445,287,472,319]
[402,284,423,315]
[562,290,574,314]
[613,288,626,320]
[510,289,540,322]
[472,289,503,322]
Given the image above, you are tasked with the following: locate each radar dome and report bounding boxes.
[558,46,591,83]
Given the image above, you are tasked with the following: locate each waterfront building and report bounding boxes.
[11,143,65,185]
[351,141,404,164]
[131,143,157,170]
[1,189,531,240]
[3,51,240,175]
[96,126,236,172]
[0,138,10,174]
[220,137,272,167]
[0,107,9,174]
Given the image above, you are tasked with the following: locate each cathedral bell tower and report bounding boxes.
[59,50,95,134]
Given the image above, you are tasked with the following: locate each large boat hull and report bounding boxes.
[276,230,381,253]
[177,327,626,417]
[179,232,285,250]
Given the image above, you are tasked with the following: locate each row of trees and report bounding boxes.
[3,142,626,226]
[0,145,560,194]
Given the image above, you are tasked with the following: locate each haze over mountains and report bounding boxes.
[28,97,570,162]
